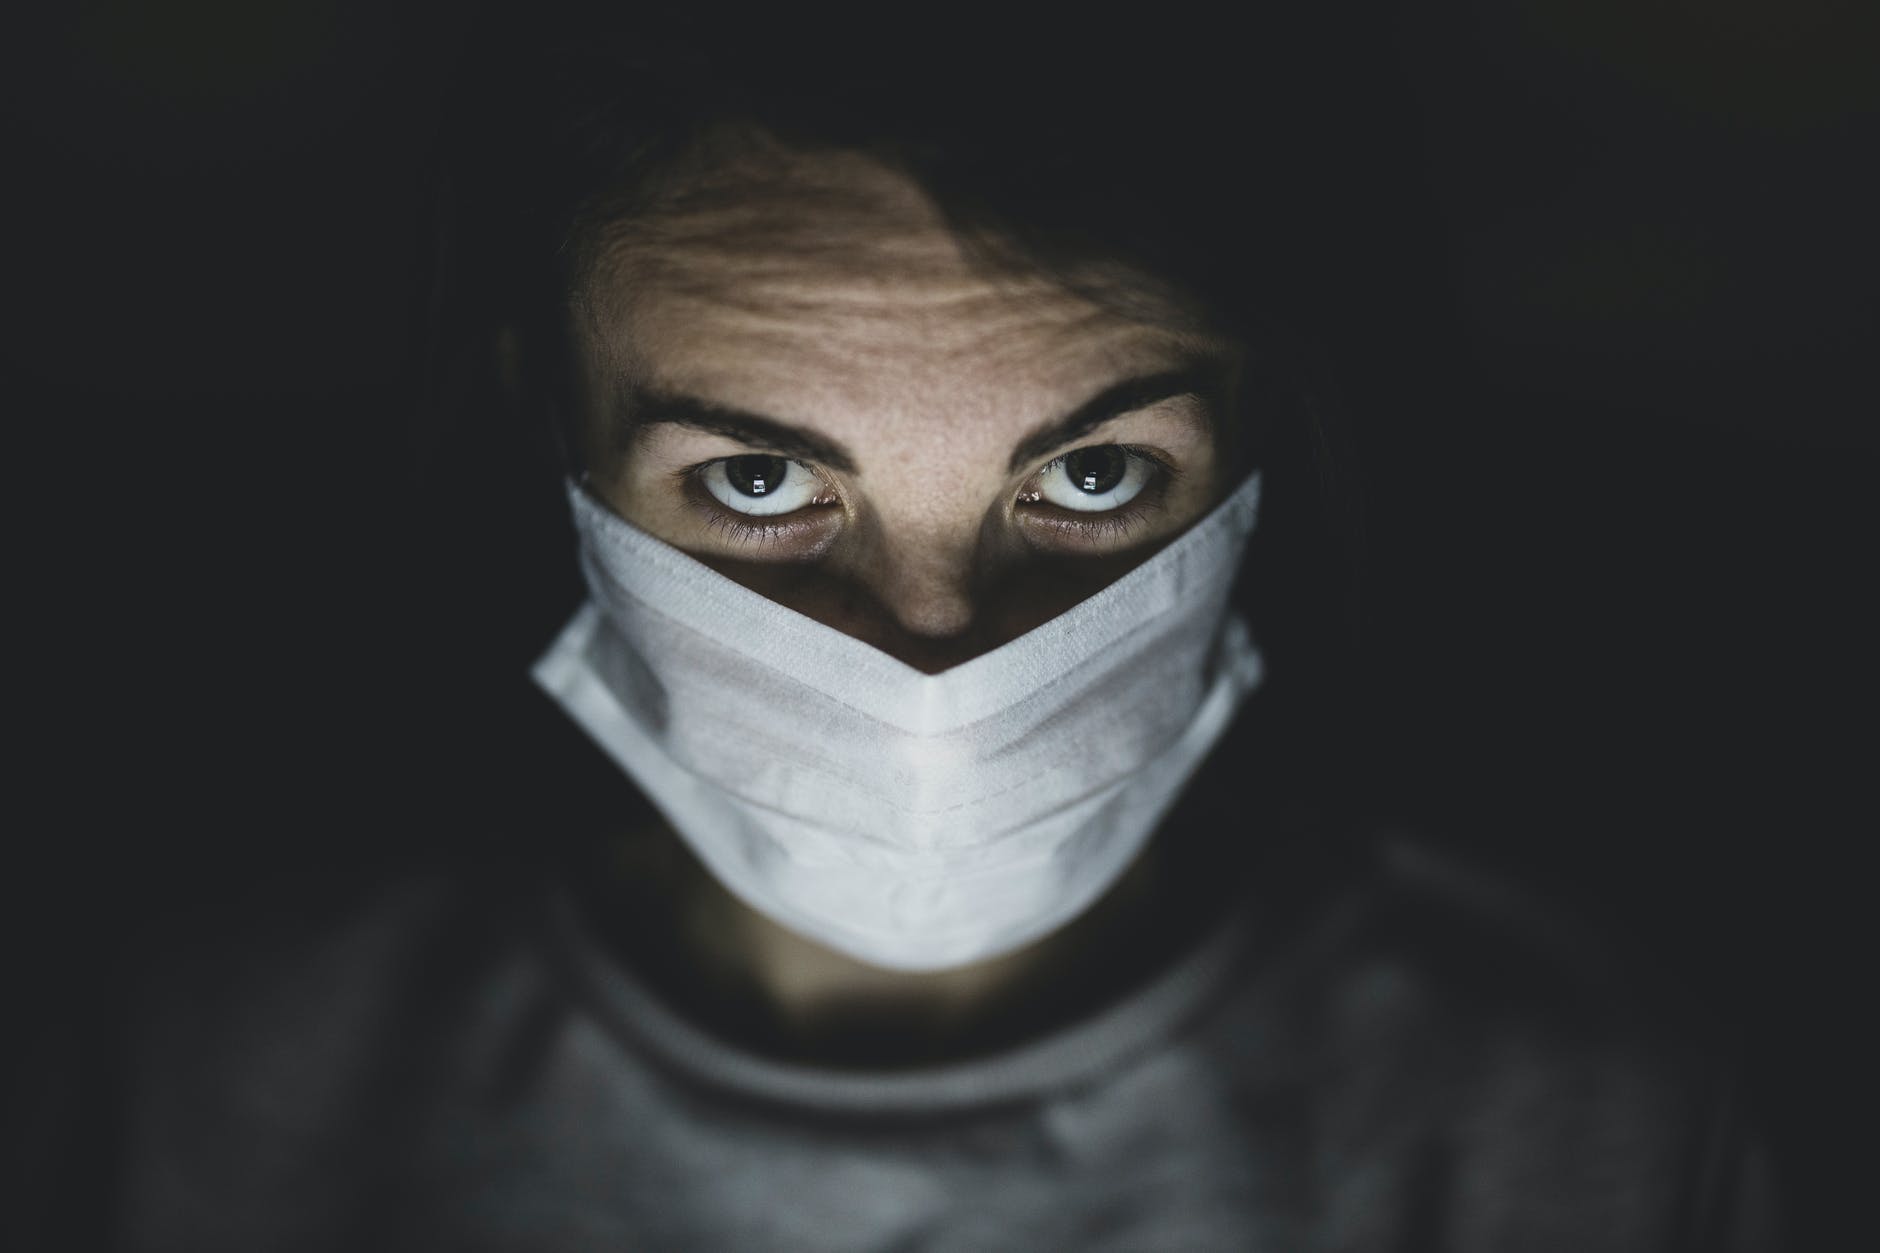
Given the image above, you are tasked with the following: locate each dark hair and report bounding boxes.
[421,2,1431,826]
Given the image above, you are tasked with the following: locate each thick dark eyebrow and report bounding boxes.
[621,364,1224,477]
[1004,367,1226,473]
[620,388,861,474]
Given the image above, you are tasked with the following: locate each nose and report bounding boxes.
[699,519,1065,673]
[867,542,977,642]
[834,520,1118,672]
[689,528,992,672]
[834,529,989,671]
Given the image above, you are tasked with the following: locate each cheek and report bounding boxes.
[584,454,675,537]
[585,431,727,535]
[978,545,1176,640]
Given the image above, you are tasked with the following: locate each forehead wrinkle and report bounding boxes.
[609,286,1219,480]
[585,180,1099,340]
[607,225,1135,351]
[586,172,971,307]
[625,208,960,268]
[599,235,1079,339]
[627,307,1165,424]
[603,255,1129,401]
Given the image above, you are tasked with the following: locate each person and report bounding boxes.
[18,5,1779,1250]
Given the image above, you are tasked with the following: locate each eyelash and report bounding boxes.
[696,504,821,547]
[677,445,1176,548]
[677,458,838,550]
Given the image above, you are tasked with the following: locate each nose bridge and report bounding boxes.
[866,515,984,639]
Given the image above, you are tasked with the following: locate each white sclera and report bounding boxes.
[701,457,824,517]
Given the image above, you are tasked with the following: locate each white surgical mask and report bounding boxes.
[532,471,1264,972]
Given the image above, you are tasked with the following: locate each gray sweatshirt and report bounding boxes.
[28,837,1775,1252]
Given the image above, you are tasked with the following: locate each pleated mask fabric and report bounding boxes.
[533,471,1264,971]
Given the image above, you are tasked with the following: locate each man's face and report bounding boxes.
[570,148,1239,673]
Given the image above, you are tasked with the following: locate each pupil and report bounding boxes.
[1065,446,1125,495]
[726,455,788,497]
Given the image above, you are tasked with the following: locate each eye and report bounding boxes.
[699,455,827,517]
[1030,445,1157,513]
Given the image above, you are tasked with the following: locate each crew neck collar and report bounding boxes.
[543,876,1263,1118]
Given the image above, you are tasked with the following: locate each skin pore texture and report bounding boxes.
[561,144,1248,1064]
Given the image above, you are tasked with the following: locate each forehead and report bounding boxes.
[572,150,1222,442]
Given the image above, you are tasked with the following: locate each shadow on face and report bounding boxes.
[570,144,1242,672]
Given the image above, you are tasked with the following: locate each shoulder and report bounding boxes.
[1214,828,1780,1250]
[121,857,553,1096]
[24,857,563,1250]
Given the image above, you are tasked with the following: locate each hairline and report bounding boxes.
[560,125,1231,345]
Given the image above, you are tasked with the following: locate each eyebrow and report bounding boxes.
[618,364,1226,476]
[621,389,862,473]
[1004,367,1225,473]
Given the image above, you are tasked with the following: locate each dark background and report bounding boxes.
[10,0,1872,1243]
